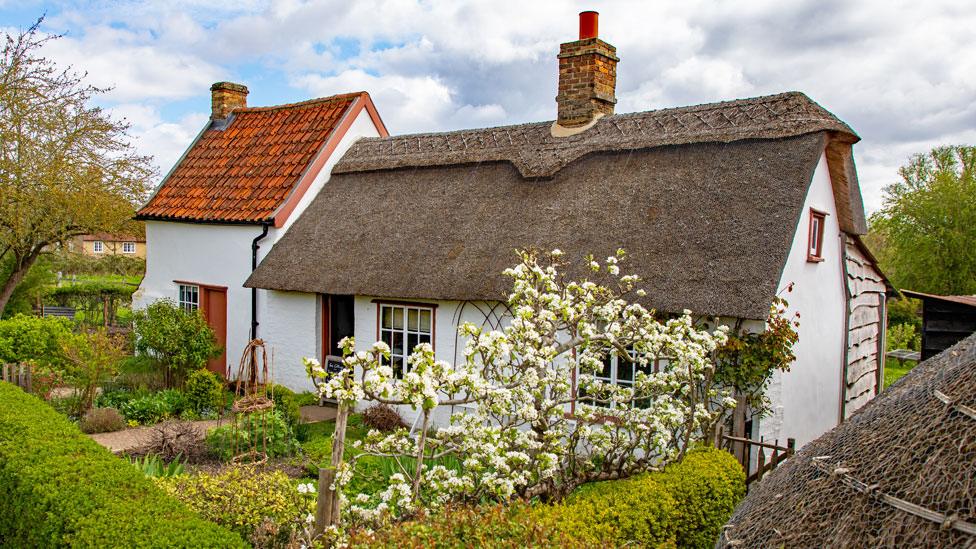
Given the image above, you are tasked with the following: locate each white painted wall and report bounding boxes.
[760,152,847,448]
[134,106,380,382]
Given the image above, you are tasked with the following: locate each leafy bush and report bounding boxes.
[156,466,312,545]
[79,407,126,434]
[206,410,298,461]
[60,328,126,413]
[120,389,188,425]
[887,322,921,352]
[186,368,225,415]
[358,447,744,548]
[0,381,245,547]
[132,299,221,385]
[0,314,72,368]
[887,297,922,331]
[362,404,408,432]
[348,500,576,548]
[114,354,166,392]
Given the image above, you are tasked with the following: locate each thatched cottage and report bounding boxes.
[245,11,889,448]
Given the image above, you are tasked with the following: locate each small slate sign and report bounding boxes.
[325,355,346,375]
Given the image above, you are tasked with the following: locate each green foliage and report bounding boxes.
[48,251,145,278]
[113,354,166,392]
[887,297,922,332]
[206,410,298,461]
[715,296,800,415]
[0,381,245,547]
[869,145,976,294]
[884,360,915,389]
[79,407,126,434]
[887,323,921,352]
[356,448,744,548]
[155,466,312,544]
[655,447,746,548]
[132,299,221,383]
[349,500,576,548]
[0,314,72,368]
[119,389,188,425]
[60,328,126,413]
[130,453,185,478]
[186,368,225,415]
[0,255,55,318]
[48,280,136,327]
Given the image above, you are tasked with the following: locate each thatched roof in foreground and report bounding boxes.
[720,333,976,547]
[248,92,866,320]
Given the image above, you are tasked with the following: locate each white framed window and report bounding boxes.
[178,284,200,312]
[378,303,433,379]
[92,241,104,254]
[583,351,666,409]
[122,242,136,254]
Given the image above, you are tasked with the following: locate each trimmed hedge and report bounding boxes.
[352,447,745,548]
[0,381,246,548]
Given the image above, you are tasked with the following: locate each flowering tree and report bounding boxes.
[305,249,732,528]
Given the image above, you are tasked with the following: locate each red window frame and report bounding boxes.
[807,208,827,262]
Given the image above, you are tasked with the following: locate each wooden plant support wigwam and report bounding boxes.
[228,339,283,466]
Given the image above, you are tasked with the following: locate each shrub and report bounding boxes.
[186,368,225,415]
[656,447,746,548]
[0,381,245,547]
[156,466,312,545]
[79,407,126,434]
[362,403,408,432]
[206,409,298,461]
[132,299,221,385]
[348,500,579,548]
[114,354,166,392]
[60,329,126,413]
[131,453,185,478]
[120,389,188,425]
[0,314,72,368]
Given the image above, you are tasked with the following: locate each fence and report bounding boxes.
[1,363,32,393]
[721,434,795,487]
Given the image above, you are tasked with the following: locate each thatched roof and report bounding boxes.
[720,333,976,547]
[247,92,866,320]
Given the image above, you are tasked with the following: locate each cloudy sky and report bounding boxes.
[3,0,975,213]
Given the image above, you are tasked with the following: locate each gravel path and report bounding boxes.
[89,405,337,454]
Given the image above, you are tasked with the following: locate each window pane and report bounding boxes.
[657,357,670,373]
[392,331,404,356]
[382,306,393,329]
[408,308,418,331]
[407,333,418,354]
[596,355,612,380]
[419,309,431,332]
[392,357,404,379]
[617,359,634,382]
[393,307,404,329]
[418,333,431,345]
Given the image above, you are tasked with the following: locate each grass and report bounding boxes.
[884,359,916,388]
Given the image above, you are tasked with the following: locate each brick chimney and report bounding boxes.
[210,82,248,120]
[556,11,618,128]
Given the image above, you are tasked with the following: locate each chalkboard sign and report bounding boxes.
[325,355,346,376]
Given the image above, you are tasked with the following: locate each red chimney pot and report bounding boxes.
[579,11,599,39]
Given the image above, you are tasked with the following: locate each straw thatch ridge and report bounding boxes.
[335,91,856,180]
[719,333,976,547]
[247,132,826,320]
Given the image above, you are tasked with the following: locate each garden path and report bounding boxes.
[89,405,337,453]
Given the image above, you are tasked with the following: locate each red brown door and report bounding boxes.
[201,287,228,377]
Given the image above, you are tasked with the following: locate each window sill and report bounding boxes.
[807,255,824,263]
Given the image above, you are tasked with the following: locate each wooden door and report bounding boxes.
[202,287,228,377]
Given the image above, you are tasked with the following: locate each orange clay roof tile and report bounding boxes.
[136,92,362,223]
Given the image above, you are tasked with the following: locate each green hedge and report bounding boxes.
[352,447,745,548]
[0,381,246,548]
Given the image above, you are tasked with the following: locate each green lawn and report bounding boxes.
[884,359,916,388]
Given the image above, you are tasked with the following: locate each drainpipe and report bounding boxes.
[251,222,271,341]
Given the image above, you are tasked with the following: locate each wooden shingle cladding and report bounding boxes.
[842,235,888,418]
[902,290,976,360]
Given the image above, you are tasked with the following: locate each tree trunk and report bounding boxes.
[316,399,349,536]
[411,410,431,501]
[0,250,40,316]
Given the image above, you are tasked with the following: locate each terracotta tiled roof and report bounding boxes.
[137,92,363,223]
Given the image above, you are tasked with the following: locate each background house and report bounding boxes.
[247,13,888,448]
[133,82,388,377]
[67,233,147,259]
[901,290,976,360]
